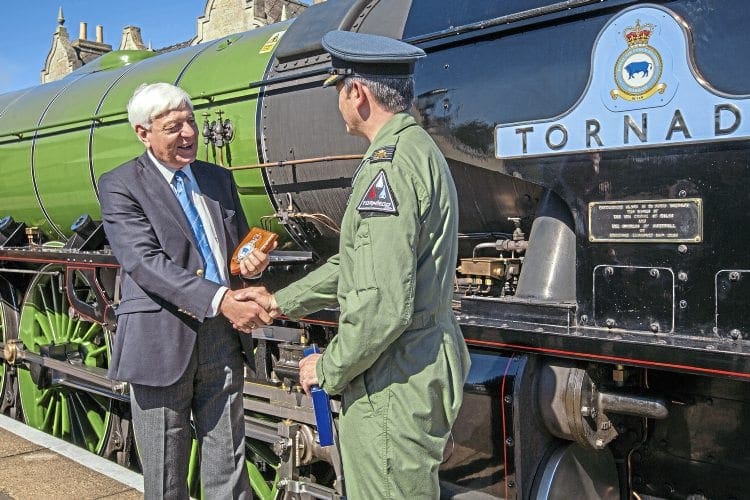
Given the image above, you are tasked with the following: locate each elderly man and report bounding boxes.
[244,31,471,498]
[98,82,272,499]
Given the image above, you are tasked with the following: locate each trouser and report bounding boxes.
[130,317,251,500]
[339,376,450,500]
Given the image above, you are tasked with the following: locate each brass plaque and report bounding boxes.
[588,198,702,243]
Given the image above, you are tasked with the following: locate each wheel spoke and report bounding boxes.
[36,285,57,342]
[86,344,108,358]
[33,312,53,343]
[17,265,113,455]
[79,323,99,343]
[50,276,63,337]
[36,388,53,407]
[60,396,71,436]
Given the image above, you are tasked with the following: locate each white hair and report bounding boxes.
[126,82,193,130]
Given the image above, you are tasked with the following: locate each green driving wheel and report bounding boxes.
[17,265,113,454]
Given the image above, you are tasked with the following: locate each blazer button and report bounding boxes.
[196,269,204,277]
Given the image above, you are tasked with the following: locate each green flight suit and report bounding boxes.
[275,112,470,499]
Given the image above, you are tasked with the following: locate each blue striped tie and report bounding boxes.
[172,170,221,284]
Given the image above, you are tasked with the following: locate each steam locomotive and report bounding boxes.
[1,1,748,498]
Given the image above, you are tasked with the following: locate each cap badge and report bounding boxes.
[357,170,398,214]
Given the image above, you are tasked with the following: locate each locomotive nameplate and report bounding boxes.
[588,198,702,243]
[494,5,750,159]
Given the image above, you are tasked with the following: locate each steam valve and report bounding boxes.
[202,113,211,145]
[202,109,234,148]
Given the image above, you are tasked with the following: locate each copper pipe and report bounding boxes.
[227,154,364,171]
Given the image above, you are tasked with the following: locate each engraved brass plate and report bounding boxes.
[588,198,702,243]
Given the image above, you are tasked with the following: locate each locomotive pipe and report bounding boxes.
[228,154,364,171]
[472,239,529,257]
[598,391,668,420]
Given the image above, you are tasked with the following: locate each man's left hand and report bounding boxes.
[239,241,277,278]
[299,353,321,395]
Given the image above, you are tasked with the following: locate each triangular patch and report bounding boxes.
[356,170,398,214]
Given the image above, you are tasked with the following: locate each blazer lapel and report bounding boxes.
[135,153,198,247]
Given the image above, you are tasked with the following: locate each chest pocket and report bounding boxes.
[353,220,376,292]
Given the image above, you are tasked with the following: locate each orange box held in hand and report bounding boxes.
[230,227,278,275]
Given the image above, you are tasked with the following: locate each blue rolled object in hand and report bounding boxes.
[303,344,335,446]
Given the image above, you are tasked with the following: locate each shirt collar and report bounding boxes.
[147,150,198,190]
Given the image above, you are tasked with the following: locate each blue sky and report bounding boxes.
[0,1,311,95]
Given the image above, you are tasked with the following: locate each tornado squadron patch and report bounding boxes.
[357,170,398,214]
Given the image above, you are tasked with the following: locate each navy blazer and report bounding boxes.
[99,152,250,386]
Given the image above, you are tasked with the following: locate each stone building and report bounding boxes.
[41,0,317,83]
[40,8,111,84]
[194,0,308,45]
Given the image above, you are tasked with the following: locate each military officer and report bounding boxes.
[241,30,471,499]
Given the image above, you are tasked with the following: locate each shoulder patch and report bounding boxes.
[357,170,398,214]
[368,145,396,163]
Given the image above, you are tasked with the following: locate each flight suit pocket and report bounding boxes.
[343,374,373,414]
[353,221,376,291]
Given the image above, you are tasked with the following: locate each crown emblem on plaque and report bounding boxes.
[611,17,665,102]
[624,20,654,46]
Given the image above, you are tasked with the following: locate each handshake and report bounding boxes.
[222,285,321,394]
[218,243,322,394]
[220,286,279,334]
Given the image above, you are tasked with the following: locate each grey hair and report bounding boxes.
[343,75,414,114]
[126,82,193,130]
